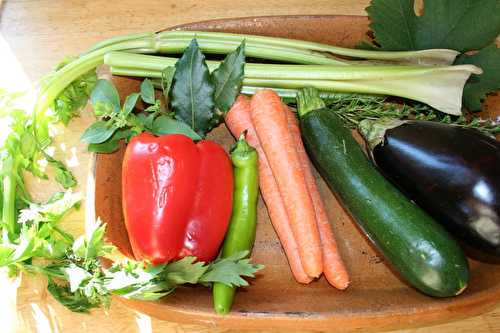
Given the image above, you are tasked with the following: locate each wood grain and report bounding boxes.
[0,1,499,332]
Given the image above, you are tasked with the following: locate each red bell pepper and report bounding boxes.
[122,133,233,264]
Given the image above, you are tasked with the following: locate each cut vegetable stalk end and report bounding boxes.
[358,118,407,151]
[297,87,326,117]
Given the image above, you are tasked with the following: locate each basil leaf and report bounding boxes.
[122,93,140,116]
[90,79,120,115]
[81,121,117,144]
[171,39,215,137]
[152,115,201,140]
[87,129,133,153]
[143,113,157,130]
[140,79,155,105]
[212,41,245,114]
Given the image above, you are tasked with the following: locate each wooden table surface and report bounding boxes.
[1,1,499,332]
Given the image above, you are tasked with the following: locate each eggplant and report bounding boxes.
[359,119,500,260]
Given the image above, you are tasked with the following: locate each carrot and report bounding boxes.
[250,90,323,278]
[225,96,312,283]
[284,106,350,290]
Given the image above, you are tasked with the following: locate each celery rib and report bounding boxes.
[158,30,459,65]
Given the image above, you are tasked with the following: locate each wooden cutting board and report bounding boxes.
[93,15,500,332]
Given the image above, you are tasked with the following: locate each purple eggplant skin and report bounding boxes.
[361,120,500,261]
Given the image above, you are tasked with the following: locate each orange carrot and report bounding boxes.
[225,96,312,283]
[250,90,323,278]
[285,106,350,290]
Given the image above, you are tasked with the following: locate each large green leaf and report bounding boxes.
[212,41,246,114]
[455,44,500,111]
[366,0,500,52]
[170,39,215,137]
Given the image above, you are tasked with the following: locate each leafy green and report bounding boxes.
[48,282,102,313]
[455,44,500,111]
[0,189,80,267]
[90,79,121,116]
[81,121,118,144]
[322,92,500,137]
[171,39,215,137]
[51,57,98,125]
[200,251,264,287]
[122,93,140,116]
[18,190,81,225]
[87,128,132,153]
[366,0,500,52]
[212,41,246,114]
[140,79,156,105]
[31,219,263,313]
[161,67,176,99]
[72,218,114,260]
[45,154,77,189]
[161,256,208,285]
[83,78,178,152]
[151,115,201,140]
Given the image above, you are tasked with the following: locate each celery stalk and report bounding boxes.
[158,30,459,65]
[156,38,347,65]
[105,51,480,115]
[2,156,19,240]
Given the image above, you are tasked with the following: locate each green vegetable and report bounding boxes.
[42,220,262,312]
[297,88,470,297]
[169,39,245,136]
[365,0,500,111]
[320,94,500,137]
[213,135,260,315]
[48,57,98,125]
[211,41,246,114]
[160,66,175,99]
[157,30,457,65]
[82,78,199,152]
[152,115,201,140]
[34,28,471,129]
[105,51,480,115]
[366,0,500,52]
[170,39,215,136]
[455,44,500,111]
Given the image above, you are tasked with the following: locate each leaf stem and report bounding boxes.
[2,156,20,240]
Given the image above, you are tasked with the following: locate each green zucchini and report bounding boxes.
[296,88,469,297]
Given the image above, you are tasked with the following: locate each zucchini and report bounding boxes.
[296,88,469,297]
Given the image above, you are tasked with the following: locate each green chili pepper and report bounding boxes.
[213,133,260,315]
